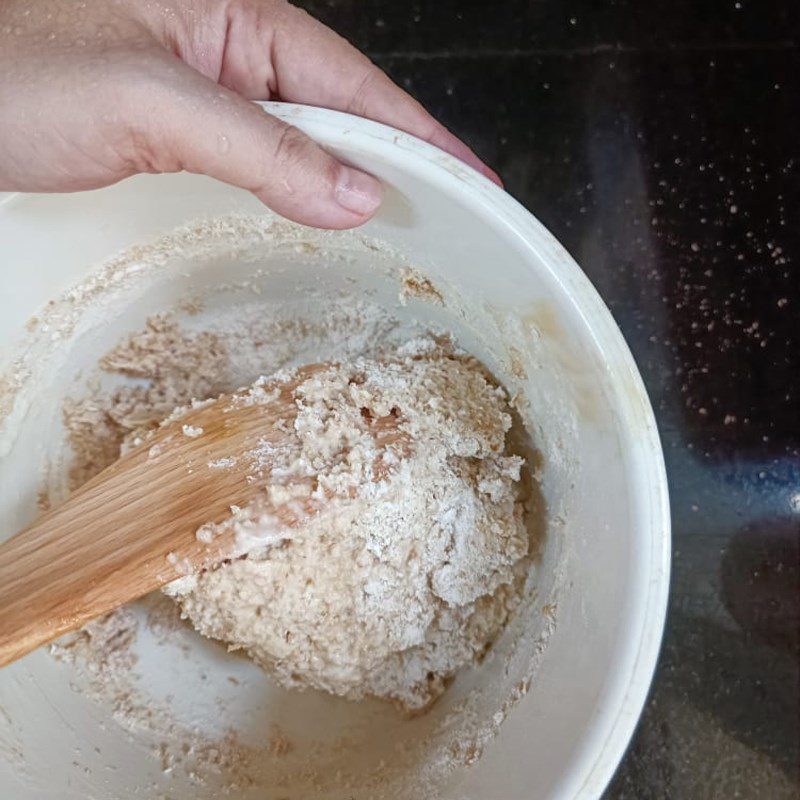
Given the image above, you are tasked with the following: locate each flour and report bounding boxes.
[163,346,528,711]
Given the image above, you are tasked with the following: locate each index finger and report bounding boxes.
[266,4,502,186]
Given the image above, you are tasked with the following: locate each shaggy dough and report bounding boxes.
[162,341,529,712]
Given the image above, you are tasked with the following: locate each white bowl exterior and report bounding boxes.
[0,103,669,799]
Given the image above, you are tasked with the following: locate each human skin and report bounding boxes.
[0,0,501,229]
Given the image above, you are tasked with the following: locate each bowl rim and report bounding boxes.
[262,101,671,800]
[0,102,670,800]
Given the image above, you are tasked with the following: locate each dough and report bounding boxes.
[161,341,529,712]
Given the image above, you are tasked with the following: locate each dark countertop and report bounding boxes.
[301,1,799,796]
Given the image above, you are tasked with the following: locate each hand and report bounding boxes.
[0,0,500,229]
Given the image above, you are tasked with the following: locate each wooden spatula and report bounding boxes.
[0,364,405,668]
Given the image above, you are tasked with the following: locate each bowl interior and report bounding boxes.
[0,105,668,800]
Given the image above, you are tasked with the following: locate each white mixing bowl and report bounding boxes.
[0,103,669,799]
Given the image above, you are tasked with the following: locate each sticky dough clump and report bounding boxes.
[163,342,529,712]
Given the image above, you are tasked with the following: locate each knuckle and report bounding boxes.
[123,126,179,175]
[346,67,384,118]
[271,124,310,168]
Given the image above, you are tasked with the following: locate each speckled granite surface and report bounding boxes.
[298,1,800,796]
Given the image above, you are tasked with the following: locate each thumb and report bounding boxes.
[132,63,382,229]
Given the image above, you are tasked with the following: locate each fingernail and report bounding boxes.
[335,167,382,216]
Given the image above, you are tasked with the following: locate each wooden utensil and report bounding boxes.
[0,364,404,668]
